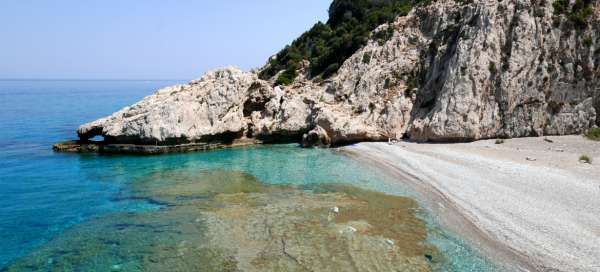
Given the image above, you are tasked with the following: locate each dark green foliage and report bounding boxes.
[552,0,570,14]
[362,51,372,63]
[322,63,341,78]
[553,0,595,28]
[568,4,594,28]
[275,65,299,86]
[368,102,376,112]
[259,0,422,82]
[585,128,600,141]
[583,36,594,46]
[488,62,497,74]
[384,78,392,89]
[406,76,418,90]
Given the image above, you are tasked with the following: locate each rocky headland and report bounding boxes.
[55,0,600,154]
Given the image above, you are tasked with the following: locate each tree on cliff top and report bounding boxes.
[260,0,418,85]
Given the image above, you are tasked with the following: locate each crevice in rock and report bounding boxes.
[256,131,306,144]
[102,131,245,146]
[495,4,522,137]
[594,88,600,126]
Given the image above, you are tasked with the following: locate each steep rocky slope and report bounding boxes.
[65,0,600,153]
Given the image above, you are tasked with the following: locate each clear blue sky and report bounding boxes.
[0,1,330,80]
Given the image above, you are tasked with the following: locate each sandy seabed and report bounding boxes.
[344,136,600,272]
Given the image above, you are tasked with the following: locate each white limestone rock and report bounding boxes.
[74,0,599,150]
[78,67,255,144]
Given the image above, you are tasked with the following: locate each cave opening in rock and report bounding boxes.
[89,135,105,142]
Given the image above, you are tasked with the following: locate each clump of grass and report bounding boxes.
[585,128,600,141]
[495,139,505,144]
[579,155,592,164]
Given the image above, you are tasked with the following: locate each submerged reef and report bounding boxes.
[4,170,444,271]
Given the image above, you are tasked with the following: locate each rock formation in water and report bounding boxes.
[62,0,600,153]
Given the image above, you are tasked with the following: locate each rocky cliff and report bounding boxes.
[64,0,600,153]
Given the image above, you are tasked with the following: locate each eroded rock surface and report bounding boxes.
[69,0,600,152]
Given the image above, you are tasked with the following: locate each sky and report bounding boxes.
[0,1,330,80]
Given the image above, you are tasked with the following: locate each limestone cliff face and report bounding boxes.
[402,0,600,141]
[76,0,600,149]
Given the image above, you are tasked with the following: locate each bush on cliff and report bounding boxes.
[275,64,299,86]
[553,0,596,28]
[585,128,600,141]
[259,0,420,83]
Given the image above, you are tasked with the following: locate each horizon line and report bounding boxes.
[0,78,190,82]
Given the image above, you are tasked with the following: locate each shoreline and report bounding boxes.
[342,136,600,272]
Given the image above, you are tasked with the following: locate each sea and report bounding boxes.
[0,80,502,271]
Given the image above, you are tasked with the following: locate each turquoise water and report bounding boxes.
[0,80,502,271]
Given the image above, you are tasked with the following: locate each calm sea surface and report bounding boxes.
[0,80,501,271]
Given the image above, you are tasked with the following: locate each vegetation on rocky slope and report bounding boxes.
[553,0,596,28]
[259,0,419,85]
[585,128,600,141]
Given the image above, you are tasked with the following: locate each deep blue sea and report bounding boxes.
[0,80,502,271]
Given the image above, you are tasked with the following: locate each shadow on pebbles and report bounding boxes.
[4,170,442,272]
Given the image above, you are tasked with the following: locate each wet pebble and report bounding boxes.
[339,226,357,234]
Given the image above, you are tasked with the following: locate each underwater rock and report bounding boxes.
[4,170,441,272]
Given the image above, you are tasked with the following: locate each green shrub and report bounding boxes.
[553,0,569,14]
[275,66,298,86]
[585,128,600,141]
[583,37,593,46]
[579,155,592,164]
[489,62,497,74]
[568,5,594,28]
[362,52,372,64]
[368,102,376,112]
[553,0,594,29]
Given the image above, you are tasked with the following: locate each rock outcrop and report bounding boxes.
[62,0,600,153]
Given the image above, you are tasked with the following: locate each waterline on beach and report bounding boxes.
[4,145,501,271]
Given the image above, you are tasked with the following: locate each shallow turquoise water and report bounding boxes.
[0,80,502,271]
